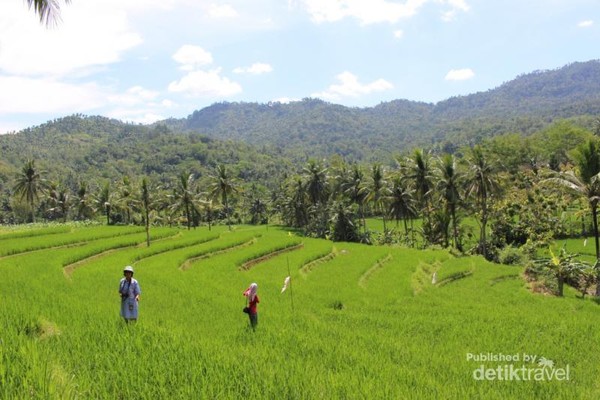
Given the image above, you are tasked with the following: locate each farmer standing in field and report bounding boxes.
[243,282,260,330]
[119,266,141,323]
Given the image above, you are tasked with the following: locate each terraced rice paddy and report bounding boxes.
[1,224,599,398]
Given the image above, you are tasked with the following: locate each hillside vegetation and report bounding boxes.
[1,60,599,182]
[172,60,600,159]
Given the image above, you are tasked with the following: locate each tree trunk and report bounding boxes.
[451,206,459,250]
[480,195,488,259]
[593,202,599,259]
[592,202,600,296]
[224,194,231,230]
[185,203,191,230]
[558,275,564,297]
[145,208,150,247]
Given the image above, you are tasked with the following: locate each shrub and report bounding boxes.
[498,246,528,265]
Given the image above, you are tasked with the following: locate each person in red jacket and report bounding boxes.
[243,282,260,330]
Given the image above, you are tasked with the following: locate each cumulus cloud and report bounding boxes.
[440,0,469,21]
[107,110,166,125]
[0,2,141,77]
[106,86,177,125]
[578,20,594,28]
[445,68,475,81]
[173,45,214,71]
[312,71,393,101]
[303,0,426,24]
[302,0,469,25]
[170,44,241,97]
[271,97,300,104]
[0,76,105,113]
[207,4,239,18]
[233,63,274,74]
[168,68,242,97]
[108,86,160,107]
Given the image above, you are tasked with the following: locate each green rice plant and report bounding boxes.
[0,224,71,239]
[435,256,476,283]
[0,225,146,257]
[1,224,600,399]
[61,227,178,272]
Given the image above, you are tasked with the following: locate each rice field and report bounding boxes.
[1,223,599,399]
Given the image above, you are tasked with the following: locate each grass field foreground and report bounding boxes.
[1,224,599,399]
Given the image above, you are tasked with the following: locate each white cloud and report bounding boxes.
[108,86,160,107]
[303,0,427,24]
[107,110,166,125]
[439,0,469,21]
[302,0,469,25]
[445,68,475,81]
[578,20,594,28]
[233,63,274,74]
[0,76,105,113]
[168,68,242,97]
[312,71,393,101]
[394,29,404,39]
[0,122,30,134]
[271,97,300,104]
[207,4,239,18]
[173,45,214,71]
[106,86,178,124]
[0,2,141,77]
[161,99,176,108]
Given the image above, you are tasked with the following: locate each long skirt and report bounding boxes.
[121,298,139,320]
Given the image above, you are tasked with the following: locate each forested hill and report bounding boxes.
[2,60,600,188]
[165,60,600,158]
[0,116,292,192]
[434,60,600,120]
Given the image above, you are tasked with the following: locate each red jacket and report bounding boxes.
[249,295,260,314]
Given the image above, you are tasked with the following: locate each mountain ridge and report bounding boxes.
[152,59,600,159]
[1,59,599,187]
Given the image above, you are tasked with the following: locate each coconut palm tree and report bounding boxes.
[283,178,309,228]
[303,160,329,207]
[404,149,434,242]
[330,202,359,242]
[365,164,389,232]
[209,164,239,230]
[436,154,463,250]
[140,177,153,247]
[249,197,267,225]
[116,176,135,224]
[171,173,196,230]
[26,0,71,26]
[13,159,48,222]
[465,145,500,259]
[387,175,417,242]
[95,182,112,225]
[341,164,368,234]
[75,180,95,220]
[45,181,71,222]
[200,199,216,231]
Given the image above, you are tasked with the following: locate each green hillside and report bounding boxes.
[171,60,600,159]
[1,224,597,398]
[2,60,599,185]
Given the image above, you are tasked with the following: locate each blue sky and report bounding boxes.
[0,0,598,133]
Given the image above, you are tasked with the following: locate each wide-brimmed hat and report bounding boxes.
[123,265,134,274]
